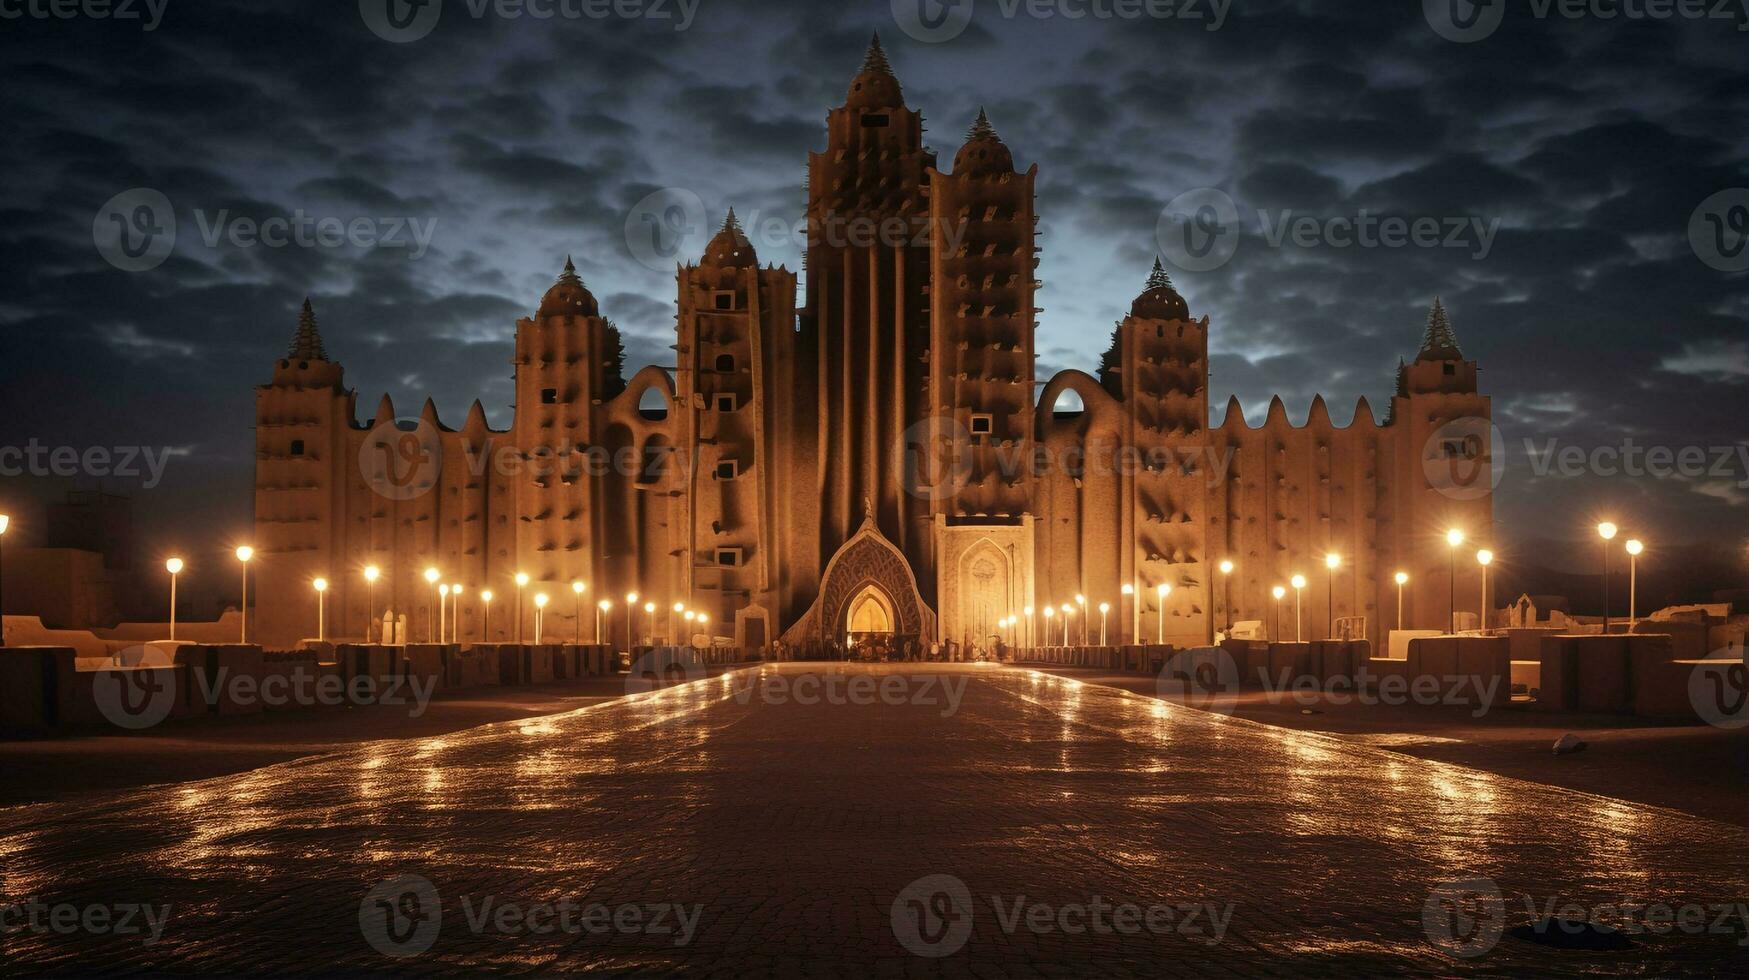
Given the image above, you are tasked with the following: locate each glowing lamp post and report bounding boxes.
[642,601,655,648]
[597,598,611,645]
[1098,601,1110,646]
[165,557,184,641]
[480,590,493,641]
[1060,604,1074,647]
[533,592,549,645]
[1217,559,1234,637]
[1625,538,1644,626]
[1042,605,1054,646]
[515,572,530,643]
[1393,571,1409,631]
[1119,583,1134,644]
[1445,529,1465,634]
[363,565,380,643]
[1155,582,1170,644]
[1290,574,1306,642]
[1075,594,1087,645]
[572,580,586,644]
[0,514,7,646]
[1272,585,1287,641]
[313,578,328,642]
[1023,605,1034,648]
[698,613,710,649]
[235,546,254,644]
[625,592,639,649]
[672,601,684,643]
[1475,550,1493,633]
[438,584,449,643]
[1324,553,1341,639]
[1598,522,1618,634]
[423,567,441,642]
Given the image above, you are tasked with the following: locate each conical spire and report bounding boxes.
[966,107,997,142]
[1417,296,1462,361]
[723,208,743,236]
[558,254,581,284]
[286,297,328,361]
[861,32,893,75]
[1145,257,1174,292]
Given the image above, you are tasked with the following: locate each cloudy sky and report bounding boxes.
[1,0,1746,585]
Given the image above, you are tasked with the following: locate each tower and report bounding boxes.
[254,300,354,645]
[804,34,937,567]
[676,212,802,645]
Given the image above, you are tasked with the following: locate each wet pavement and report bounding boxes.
[1,663,1745,976]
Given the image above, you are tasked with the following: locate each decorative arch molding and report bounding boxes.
[780,514,937,644]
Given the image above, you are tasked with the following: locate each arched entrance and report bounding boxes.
[847,584,894,638]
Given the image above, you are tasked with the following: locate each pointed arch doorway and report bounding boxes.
[847,584,895,638]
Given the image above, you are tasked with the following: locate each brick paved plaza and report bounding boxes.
[2,664,1745,976]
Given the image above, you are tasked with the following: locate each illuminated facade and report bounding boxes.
[251,39,1491,651]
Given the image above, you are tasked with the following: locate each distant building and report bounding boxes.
[250,38,1492,650]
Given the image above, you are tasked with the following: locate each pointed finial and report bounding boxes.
[862,32,893,75]
[1145,257,1173,291]
[724,207,742,233]
[564,254,576,274]
[966,107,997,142]
[286,296,328,361]
[1417,295,1462,361]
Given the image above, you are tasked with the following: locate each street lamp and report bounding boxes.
[314,578,328,642]
[0,514,7,646]
[1290,574,1306,642]
[165,557,184,641]
[1098,601,1110,646]
[235,546,254,644]
[438,583,450,644]
[423,567,441,643]
[364,565,380,643]
[1324,553,1341,639]
[1155,582,1170,644]
[1475,550,1493,633]
[1023,605,1034,649]
[698,613,709,649]
[1042,605,1054,646]
[1598,522,1618,634]
[1625,538,1644,627]
[1217,559,1234,637]
[515,572,530,643]
[1075,593,1087,645]
[533,592,549,645]
[1445,529,1465,634]
[572,580,586,644]
[642,601,654,648]
[598,598,612,645]
[1119,582,1134,644]
[1393,571,1409,632]
[1060,604,1073,646]
[481,590,494,641]
[1272,585,1287,641]
[672,601,684,643]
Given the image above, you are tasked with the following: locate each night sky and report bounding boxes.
[2,0,1747,598]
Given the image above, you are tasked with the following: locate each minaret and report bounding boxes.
[805,33,938,568]
[254,298,353,648]
[926,108,1038,522]
[677,211,802,643]
[510,257,624,588]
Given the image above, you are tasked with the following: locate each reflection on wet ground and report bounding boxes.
[1,663,1744,976]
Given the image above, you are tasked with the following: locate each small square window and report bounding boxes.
[715,393,737,413]
[861,113,889,128]
[289,439,305,456]
[541,388,558,404]
[716,547,743,567]
[969,413,994,435]
[715,354,736,372]
[714,292,734,310]
[715,459,739,480]
[1443,363,1456,376]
